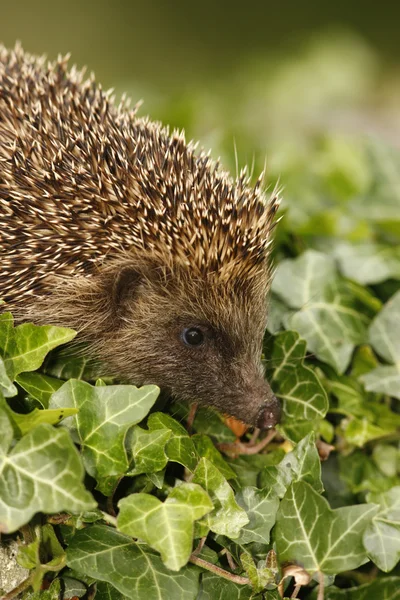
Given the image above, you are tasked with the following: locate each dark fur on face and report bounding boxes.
[22,255,280,428]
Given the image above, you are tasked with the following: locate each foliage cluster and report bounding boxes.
[1,136,400,599]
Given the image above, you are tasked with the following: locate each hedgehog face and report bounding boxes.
[99,263,281,429]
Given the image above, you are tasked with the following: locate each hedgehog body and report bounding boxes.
[0,45,280,428]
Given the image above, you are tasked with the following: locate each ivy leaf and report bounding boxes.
[240,552,276,593]
[95,582,127,600]
[0,409,95,533]
[265,331,328,441]
[117,483,213,570]
[360,290,400,399]
[323,577,400,599]
[360,366,400,400]
[66,524,200,599]
[61,577,88,599]
[372,444,400,478]
[193,458,249,539]
[43,347,105,382]
[50,380,159,495]
[1,395,78,436]
[128,426,171,476]
[272,251,369,372]
[341,417,391,447]
[275,481,378,575]
[0,357,17,397]
[16,372,64,408]
[147,412,199,471]
[368,290,400,364]
[259,433,323,497]
[339,451,399,495]
[272,251,337,308]
[334,242,400,285]
[200,573,253,599]
[226,451,285,488]
[23,578,62,600]
[192,434,236,480]
[235,487,279,544]
[0,313,76,379]
[266,293,291,334]
[363,486,400,572]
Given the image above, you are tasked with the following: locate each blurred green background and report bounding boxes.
[2,1,400,218]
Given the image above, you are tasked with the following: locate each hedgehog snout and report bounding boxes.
[256,393,281,429]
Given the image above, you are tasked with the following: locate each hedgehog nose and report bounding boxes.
[256,394,281,429]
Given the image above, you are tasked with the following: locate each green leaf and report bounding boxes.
[363,486,400,572]
[235,487,279,544]
[0,357,17,397]
[23,578,62,600]
[266,293,290,334]
[368,290,400,364]
[192,458,249,539]
[147,412,199,471]
[95,581,127,600]
[275,481,378,575]
[339,451,399,495]
[272,251,337,309]
[200,573,253,600]
[360,290,400,398]
[372,444,400,478]
[61,577,87,599]
[16,372,64,408]
[341,417,390,447]
[49,380,159,495]
[360,366,400,400]
[334,242,400,285]
[192,434,236,480]
[191,406,237,443]
[66,524,200,599]
[272,251,369,372]
[1,395,77,436]
[324,577,400,599]
[259,433,323,497]
[43,347,105,381]
[265,331,328,440]
[117,483,213,570]
[240,552,276,593]
[226,451,285,488]
[0,313,76,378]
[17,538,40,569]
[0,409,95,533]
[128,426,171,475]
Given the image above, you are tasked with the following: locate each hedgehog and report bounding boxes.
[0,44,281,430]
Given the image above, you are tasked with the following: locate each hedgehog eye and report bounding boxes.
[182,327,205,347]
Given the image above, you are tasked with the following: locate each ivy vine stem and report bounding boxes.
[101,511,118,527]
[189,553,250,585]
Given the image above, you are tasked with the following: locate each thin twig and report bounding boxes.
[192,536,207,555]
[248,427,261,446]
[217,429,277,456]
[101,511,118,527]
[107,494,117,518]
[218,547,237,570]
[291,584,301,598]
[189,554,250,585]
[317,574,325,600]
[225,550,238,571]
[186,403,198,433]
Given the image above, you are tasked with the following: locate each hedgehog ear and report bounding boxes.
[111,264,142,317]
